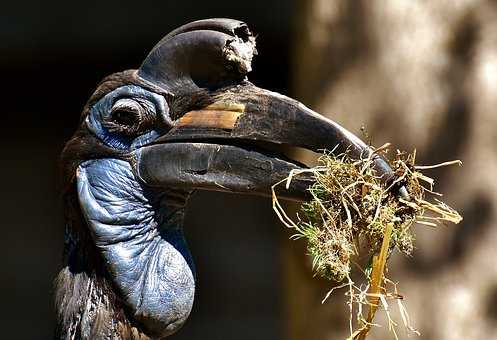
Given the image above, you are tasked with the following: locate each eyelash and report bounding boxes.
[103,99,156,136]
[111,109,140,126]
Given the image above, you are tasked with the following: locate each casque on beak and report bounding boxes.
[131,18,408,201]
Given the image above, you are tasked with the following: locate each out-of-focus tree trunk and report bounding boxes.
[284,1,497,339]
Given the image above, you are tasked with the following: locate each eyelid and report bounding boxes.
[111,98,142,113]
[134,97,158,114]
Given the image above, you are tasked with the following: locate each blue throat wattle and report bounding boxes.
[76,158,195,338]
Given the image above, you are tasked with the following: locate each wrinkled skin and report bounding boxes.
[55,19,404,339]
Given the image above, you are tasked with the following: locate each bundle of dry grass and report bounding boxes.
[272,144,462,339]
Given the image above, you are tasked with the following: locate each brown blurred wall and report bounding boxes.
[285,1,497,339]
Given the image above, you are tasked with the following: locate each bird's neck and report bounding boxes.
[55,159,195,339]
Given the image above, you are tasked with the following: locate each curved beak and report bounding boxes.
[132,83,407,201]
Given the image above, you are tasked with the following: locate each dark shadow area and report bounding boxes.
[180,192,284,339]
[292,0,370,105]
[486,284,497,321]
[408,190,493,276]
[314,0,371,102]
[419,97,470,182]
[418,10,477,187]
[450,193,493,261]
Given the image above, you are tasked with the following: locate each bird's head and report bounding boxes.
[58,19,401,339]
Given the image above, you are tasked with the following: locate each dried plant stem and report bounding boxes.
[354,223,393,340]
[415,160,462,170]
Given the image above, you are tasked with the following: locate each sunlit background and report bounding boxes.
[2,1,497,339]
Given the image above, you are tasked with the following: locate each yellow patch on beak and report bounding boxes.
[175,102,245,130]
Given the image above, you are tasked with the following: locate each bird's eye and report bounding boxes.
[103,98,157,137]
[111,109,139,126]
[111,99,142,127]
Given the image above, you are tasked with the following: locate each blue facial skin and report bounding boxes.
[86,85,171,150]
[78,86,196,337]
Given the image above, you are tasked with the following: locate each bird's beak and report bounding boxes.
[133,83,405,201]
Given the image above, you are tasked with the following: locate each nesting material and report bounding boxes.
[272,144,462,339]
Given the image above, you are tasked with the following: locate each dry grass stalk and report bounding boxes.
[354,222,393,340]
[271,146,462,340]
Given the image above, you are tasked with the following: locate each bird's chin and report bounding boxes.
[132,141,314,201]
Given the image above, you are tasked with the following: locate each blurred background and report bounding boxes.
[2,1,496,339]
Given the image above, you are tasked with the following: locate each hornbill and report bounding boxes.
[56,19,406,339]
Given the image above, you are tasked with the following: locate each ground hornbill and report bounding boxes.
[56,18,406,339]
